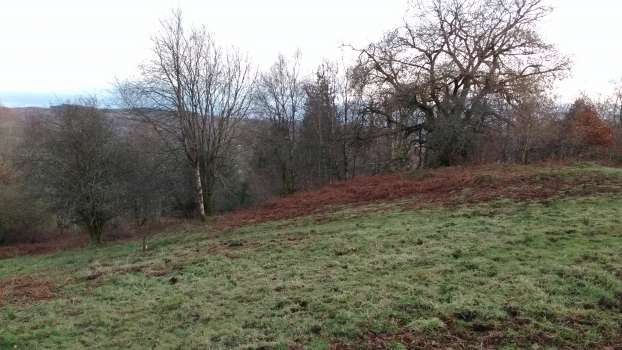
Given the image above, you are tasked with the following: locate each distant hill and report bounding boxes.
[1,106,53,122]
[0,92,103,108]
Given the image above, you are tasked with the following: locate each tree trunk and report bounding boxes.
[521,144,529,164]
[342,140,349,180]
[282,163,290,195]
[201,170,215,216]
[193,163,207,221]
[87,222,104,245]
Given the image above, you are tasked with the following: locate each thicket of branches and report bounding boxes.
[1,0,621,244]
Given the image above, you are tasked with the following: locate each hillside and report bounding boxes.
[2,164,622,349]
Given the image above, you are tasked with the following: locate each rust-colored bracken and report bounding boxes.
[2,163,621,259]
[214,162,622,229]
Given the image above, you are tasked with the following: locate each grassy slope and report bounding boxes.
[1,165,622,349]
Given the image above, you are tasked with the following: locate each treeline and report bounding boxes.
[1,0,622,244]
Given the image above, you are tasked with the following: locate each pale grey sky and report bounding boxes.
[0,0,620,106]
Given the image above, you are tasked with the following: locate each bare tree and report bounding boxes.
[308,59,363,181]
[253,53,305,194]
[23,101,126,244]
[300,62,352,186]
[502,88,558,163]
[118,10,253,219]
[613,79,622,124]
[351,0,569,166]
[0,107,49,243]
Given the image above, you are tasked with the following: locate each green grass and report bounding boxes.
[2,167,622,349]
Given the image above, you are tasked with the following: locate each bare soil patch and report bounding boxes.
[0,276,56,305]
[329,318,622,350]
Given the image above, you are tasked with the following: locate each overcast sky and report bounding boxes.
[0,0,620,107]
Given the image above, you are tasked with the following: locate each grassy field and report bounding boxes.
[1,165,622,349]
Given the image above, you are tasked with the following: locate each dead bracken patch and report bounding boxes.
[3,163,622,258]
[0,276,56,305]
[0,219,187,259]
[214,163,622,229]
[0,231,89,259]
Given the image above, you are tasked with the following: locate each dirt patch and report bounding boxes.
[81,262,183,282]
[330,318,622,350]
[0,276,56,305]
[202,240,263,258]
[142,265,175,277]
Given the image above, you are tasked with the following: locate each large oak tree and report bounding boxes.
[352,0,569,166]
